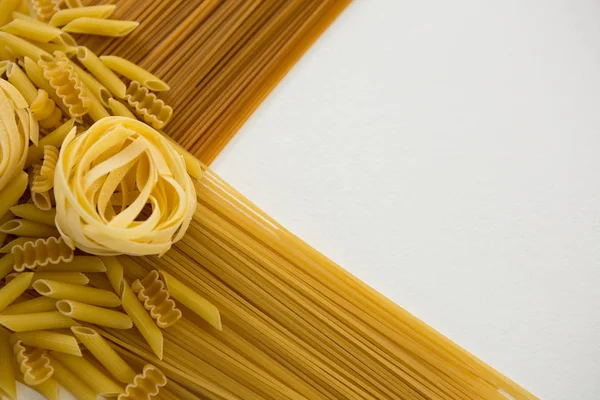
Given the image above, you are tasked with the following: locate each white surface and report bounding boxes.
[212,1,600,399]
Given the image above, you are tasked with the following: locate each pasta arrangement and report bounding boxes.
[0,1,539,400]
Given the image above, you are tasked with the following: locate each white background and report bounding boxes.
[17,0,600,399]
[213,1,600,399]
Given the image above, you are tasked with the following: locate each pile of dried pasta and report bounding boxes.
[0,1,539,400]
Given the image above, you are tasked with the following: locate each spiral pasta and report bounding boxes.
[125,81,173,130]
[132,270,182,328]
[0,79,33,192]
[14,340,54,386]
[118,364,167,400]
[40,145,59,187]
[12,237,74,272]
[53,117,196,256]
[31,89,59,124]
[31,164,52,194]
[38,51,89,118]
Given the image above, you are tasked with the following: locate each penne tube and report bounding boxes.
[0,19,63,43]
[51,351,124,396]
[1,296,57,315]
[0,272,33,312]
[121,282,164,359]
[33,279,121,307]
[17,331,80,355]
[86,273,114,291]
[0,32,50,61]
[33,42,77,57]
[63,18,139,37]
[0,237,36,254]
[160,269,222,330]
[100,55,170,91]
[53,31,77,47]
[0,326,17,400]
[0,219,59,238]
[0,172,28,219]
[77,46,126,98]
[5,62,37,104]
[65,0,83,8]
[49,357,96,400]
[26,119,75,167]
[71,326,136,383]
[10,204,56,226]
[69,61,112,107]
[0,254,14,280]
[50,5,116,27]
[0,212,11,248]
[37,256,107,272]
[57,300,133,329]
[0,311,77,332]
[5,272,89,287]
[0,0,19,26]
[82,82,110,122]
[108,98,136,118]
[27,377,59,400]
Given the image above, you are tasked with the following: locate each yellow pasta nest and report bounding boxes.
[53,117,197,256]
[132,270,182,328]
[14,340,54,386]
[40,145,59,186]
[12,237,74,272]
[38,51,89,118]
[125,81,173,129]
[30,163,52,194]
[32,0,61,22]
[118,365,167,400]
[0,79,33,192]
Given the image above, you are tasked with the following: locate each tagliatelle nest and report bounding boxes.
[54,116,197,256]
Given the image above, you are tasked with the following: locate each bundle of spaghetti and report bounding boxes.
[79,0,351,164]
[38,51,89,118]
[13,340,54,386]
[12,237,74,272]
[131,270,182,329]
[124,80,172,129]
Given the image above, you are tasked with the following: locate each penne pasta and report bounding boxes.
[6,271,89,287]
[108,98,136,118]
[77,46,126,98]
[51,351,124,396]
[0,0,19,26]
[50,5,116,27]
[0,212,11,249]
[31,42,77,58]
[0,18,63,43]
[81,80,110,122]
[121,282,164,359]
[0,272,33,313]
[10,204,56,226]
[100,55,170,91]
[63,18,139,37]
[160,269,222,330]
[5,62,37,105]
[0,253,14,280]
[26,119,75,168]
[0,219,60,238]
[49,356,97,400]
[64,0,83,8]
[0,326,17,400]
[17,330,81,356]
[0,172,28,220]
[71,326,136,384]
[37,256,107,272]
[0,237,36,254]
[56,300,133,329]
[33,279,122,307]
[1,296,57,315]
[0,32,50,61]
[27,377,59,400]
[0,311,77,332]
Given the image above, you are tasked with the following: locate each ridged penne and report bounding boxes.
[118,364,167,400]
[33,279,121,307]
[0,219,59,238]
[32,0,61,22]
[13,340,54,386]
[9,204,56,226]
[50,5,116,27]
[77,46,126,98]
[63,18,139,37]
[57,300,133,329]
[51,351,124,396]
[0,311,77,332]
[12,237,74,272]
[132,270,182,328]
[17,331,81,356]
[125,81,172,129]
[71,326,136,383]
[38,51,89,118]
[0,272,33,313]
